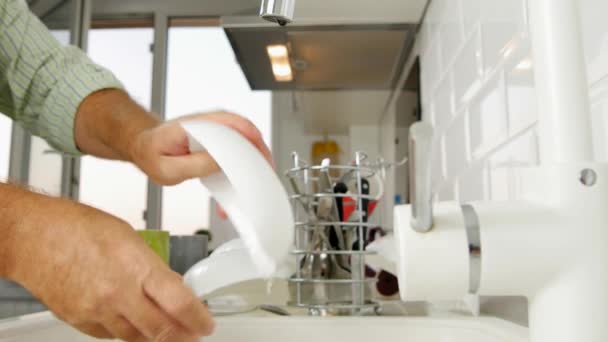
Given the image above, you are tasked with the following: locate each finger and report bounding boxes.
[221,118,274,167]
[158,152,220,185]
[155,330,200,342]
[125,293,197,341]
[155,123,191,156]
[103,315,145,342]
[73,323,113,340]
[184,112,275,167]
[142,270,214,336]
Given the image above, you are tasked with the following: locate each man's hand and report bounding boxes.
[129,112,273,186]
[0,184,213,341]
[75,90,273,186]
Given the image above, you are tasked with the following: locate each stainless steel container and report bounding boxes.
[284,152,399,316]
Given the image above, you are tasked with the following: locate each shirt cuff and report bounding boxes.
[44,50,123,156]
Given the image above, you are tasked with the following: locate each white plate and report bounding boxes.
[181,121,294,294]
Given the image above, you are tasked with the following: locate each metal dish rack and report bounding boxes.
[285,151,403,316]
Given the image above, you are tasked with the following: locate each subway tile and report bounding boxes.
[480,0,527,74]
[418,19,432,57]
[426,0,446,39]
[421,99,432,125]
[580,0,608,85]
[487,130,539,200]
[427,35,443,91]
[432,75,454,131]
[489,167,511,200]
[444,113,468,179]
[489,130,540,169]
[437,182,457,202]
[439,0,464,70]
[459,165,488,202]
[461,0,481,37]
[506,54,538,134]
[591,99,608,162]
[420,38,442,102]
[469,74,508,159]
[453,30,482,109]
[590,79,608,162]
[432,136,445,187]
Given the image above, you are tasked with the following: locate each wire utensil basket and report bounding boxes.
[285,151,404,316]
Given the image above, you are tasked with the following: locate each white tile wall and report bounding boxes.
[453,30,482,107]
[505,55,537,135]
[438,0,464,70]
[411,0,608,325]
[431,75,454,131]
[444,111,468,179]
[590,79,608,161]
[469,74,509,160]
[461,0,481,37]
[581,0,608,85]
[458,163,488,202]
[479,0,527,75]
[417,0,608,204]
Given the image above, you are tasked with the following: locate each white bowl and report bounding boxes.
[180,121,294,294]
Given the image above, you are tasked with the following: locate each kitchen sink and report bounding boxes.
[0,311,528,342]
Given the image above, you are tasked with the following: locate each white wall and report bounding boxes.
[581,0,608,162]
[416,0,535,204]
[392,0,608,326]
[412,0,608,205]
[272,91,351,180]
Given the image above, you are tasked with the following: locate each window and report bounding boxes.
[79,28,153,228]
[0,116,11,182]
[25,30,72,195]
[162,27,271,235]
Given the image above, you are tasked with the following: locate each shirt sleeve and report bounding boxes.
[0,0,123,155]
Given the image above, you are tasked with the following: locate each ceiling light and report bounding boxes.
[267,45,288,58]
[267,44,293,82]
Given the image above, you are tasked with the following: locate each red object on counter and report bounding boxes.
[341,197,378,221]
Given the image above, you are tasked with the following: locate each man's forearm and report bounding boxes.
[0,183,35,279]
[74,89,161,161]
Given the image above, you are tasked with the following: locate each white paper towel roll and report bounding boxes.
[394,202,469,301]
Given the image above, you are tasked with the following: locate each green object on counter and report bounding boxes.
[137,230,170,264]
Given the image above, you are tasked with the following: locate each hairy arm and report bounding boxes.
[74,89,274,186]
[0,183,28,279]
[0,182,213,341]
[74,89,160,161]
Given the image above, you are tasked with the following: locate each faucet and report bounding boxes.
[260,0,296,26]
[394,0,608,341]
[408,122,434,233]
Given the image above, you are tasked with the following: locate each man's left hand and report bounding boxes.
[129,111,273,186]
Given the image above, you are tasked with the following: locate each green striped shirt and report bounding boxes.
[0,0,123,155]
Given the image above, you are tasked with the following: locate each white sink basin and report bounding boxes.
[0,312,528,342]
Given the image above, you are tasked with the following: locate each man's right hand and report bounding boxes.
[0,184,213,341]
